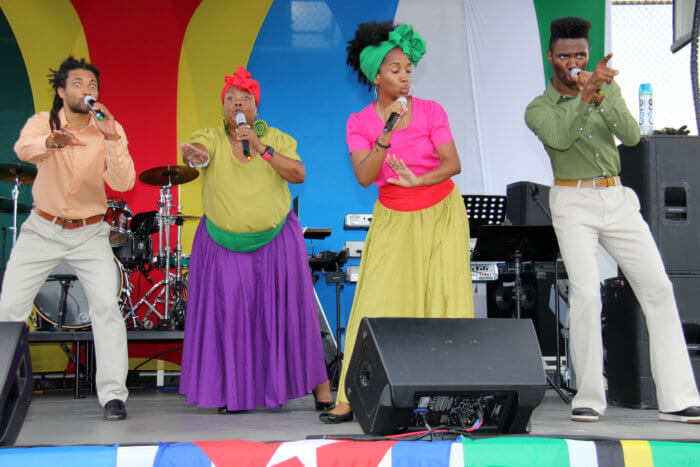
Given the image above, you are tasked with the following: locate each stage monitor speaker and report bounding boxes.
[506,181,552,226]
[603,277,700,409]
[345,318,546,435]
[619,136,700,274]
[0,322,33,446]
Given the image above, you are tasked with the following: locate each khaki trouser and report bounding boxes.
[550,184,700,414]
[0,212,128,406]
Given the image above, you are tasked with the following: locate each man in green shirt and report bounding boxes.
[525,17,700,423]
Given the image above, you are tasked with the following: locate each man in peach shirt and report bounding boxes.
[0,56,135,420]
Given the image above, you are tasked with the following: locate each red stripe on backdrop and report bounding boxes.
[195,440,283,467]
[317,440,397,464]
[69,0,202,215]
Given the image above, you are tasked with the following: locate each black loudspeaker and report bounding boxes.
[345,318,546,434]
[0,322,33,446]
[506,181,552,226]
[486,264,566,356]
[603,277,700,409]
[667,274,700,327]
[619,136,700,274]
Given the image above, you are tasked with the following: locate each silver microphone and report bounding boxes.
[235,112,251,160]
[384,97,408,133]
[83,96,104,121]
[570,68,582,80]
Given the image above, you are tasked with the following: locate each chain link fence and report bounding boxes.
[611,1,696,134]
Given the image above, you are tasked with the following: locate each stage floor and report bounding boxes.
[12,389,700,446]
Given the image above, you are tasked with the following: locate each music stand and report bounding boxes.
[472,225,572,403]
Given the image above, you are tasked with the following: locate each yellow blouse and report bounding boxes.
[192,125,301,233]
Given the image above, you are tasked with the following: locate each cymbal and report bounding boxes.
[0,163,37,185]
[138,165,199,186]
[0,196,31,213]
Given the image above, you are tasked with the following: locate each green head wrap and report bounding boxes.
[359,24,427,83]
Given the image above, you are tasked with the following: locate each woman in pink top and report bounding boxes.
[319,21,474,424]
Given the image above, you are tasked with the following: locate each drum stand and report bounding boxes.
[133,184,187,330]
[9,175,22,246]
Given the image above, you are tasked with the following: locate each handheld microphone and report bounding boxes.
[569,68,582,80]
[83,96,104,121]
[383,96,408,133]
[235,112,251,160]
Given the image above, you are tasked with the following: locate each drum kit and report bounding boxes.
[0,162,200,331]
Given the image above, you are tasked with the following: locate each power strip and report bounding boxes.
[344,213,372,229]
[344,240,365,258]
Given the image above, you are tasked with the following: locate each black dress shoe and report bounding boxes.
[312,389,335,411]
[104,399,127,421]
[659,406,700,423]
[218,406,246,414]
[570,407,599,422]
[319,410,353,424]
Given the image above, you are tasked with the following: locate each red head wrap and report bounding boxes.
[221,66,261,106]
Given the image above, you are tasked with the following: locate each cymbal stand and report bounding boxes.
[156,183,173,321]
[10,175,22,246]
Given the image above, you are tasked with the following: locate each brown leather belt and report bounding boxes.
[35,209,104,229]
[555,176,621,188]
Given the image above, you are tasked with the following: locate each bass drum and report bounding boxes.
[34,257,126,330]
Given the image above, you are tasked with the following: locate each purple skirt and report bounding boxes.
[179,211,328,410]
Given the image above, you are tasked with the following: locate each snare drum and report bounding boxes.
[34,257,126,329]
[105,200,132,247]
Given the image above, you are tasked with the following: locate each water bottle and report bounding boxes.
[639,83,654,136]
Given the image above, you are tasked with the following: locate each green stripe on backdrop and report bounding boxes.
[533,0,607,84]
[462,437,570,466]
[0,7,34,260]
[650,440,700,467]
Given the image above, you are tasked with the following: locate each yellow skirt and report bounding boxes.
[337,187,474,404]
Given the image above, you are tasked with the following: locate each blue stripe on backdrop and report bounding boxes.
[153,442,211,467]
[0,445,117,467]
[391,440,454,466]
[246,0,399,345]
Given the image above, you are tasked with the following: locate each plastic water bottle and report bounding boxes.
[639,83,654,136]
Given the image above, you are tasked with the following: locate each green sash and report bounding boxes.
[206,215,285,252]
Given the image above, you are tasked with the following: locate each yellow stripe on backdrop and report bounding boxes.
[1,0,89,371]
[177,0,273,252]
[620,440,653,467]
[0,0,90,112]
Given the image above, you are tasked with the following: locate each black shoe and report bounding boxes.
[659,406,700,423]
[312,389,335,411]
[570,407,599,422]
[103,399,127,421]
[319,410,353,424]
[218,406,246,414]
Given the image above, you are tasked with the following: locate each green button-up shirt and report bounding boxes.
[525,80,640,181]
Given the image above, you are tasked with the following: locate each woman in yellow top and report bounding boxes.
[178,67,333,413]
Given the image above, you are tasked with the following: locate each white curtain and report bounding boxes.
[395,0,553,194]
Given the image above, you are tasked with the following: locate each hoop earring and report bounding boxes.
[374,86,378,101]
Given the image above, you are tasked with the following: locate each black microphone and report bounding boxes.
[383,96,408,133]
[83,96,104,121]
[235,112,251,160]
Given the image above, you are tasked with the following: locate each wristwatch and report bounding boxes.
[261,145,275,160]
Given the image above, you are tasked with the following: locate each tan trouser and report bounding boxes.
[0,212,128,406]
[550,185,700,414]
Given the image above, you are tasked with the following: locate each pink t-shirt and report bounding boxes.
[346,97,454,187]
